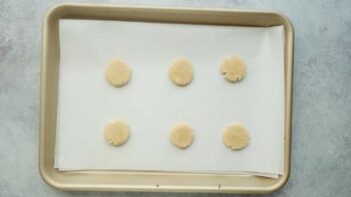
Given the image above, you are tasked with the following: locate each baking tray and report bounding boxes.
[40,3,294,193]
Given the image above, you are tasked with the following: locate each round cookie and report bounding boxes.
[170,123,194,149]
[222,124,249,150]
[220,56,246,82]
[104,120,130,146]
[169,59,194,86]
[105,59,131,87]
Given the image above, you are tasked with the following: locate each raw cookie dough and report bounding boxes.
[170,123,194,149]
[169,59,193,86]
[104,120,130,146]
[105,59,131,87]
[222,124,249,150]
[220,56,246,82]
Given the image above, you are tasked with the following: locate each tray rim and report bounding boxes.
[40,3,294,193]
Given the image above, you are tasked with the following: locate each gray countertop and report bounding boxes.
[0,0,350,196]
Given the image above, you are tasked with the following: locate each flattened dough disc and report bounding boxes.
[223,123,250,150]
[220,56,246,82]
[105,59,131,87]
[170,123,194,149]
[104,120,130,146]
[169,58,194,86]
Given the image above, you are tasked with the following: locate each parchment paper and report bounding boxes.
[55,19,285,177]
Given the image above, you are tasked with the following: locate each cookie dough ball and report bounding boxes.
[104,120,130,146]
[220,56,246,82]
[170,123,194,149]
[222,124,249,150]
[169,59,194,86]
[105,59,131,87]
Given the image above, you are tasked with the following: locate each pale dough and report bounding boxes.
[105,59,131,87]
[220,56,246,82]
[170,123,194,149]
[222,124,250,150]
[169,59,194,86]
[104,120,130,146]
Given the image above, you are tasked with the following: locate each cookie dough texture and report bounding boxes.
[220,56,246,82]
[223,124,249,150]
[104,120,130,146]
[170,123,195,149]
[105,59,131,87]
[169,59,194,86]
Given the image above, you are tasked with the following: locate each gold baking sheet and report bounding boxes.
[40,3,294,193]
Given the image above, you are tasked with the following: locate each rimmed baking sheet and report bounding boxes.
[40,4,293,193]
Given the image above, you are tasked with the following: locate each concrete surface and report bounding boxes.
[0,0,350,196]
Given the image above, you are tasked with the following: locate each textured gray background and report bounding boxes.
[0,0,350,196]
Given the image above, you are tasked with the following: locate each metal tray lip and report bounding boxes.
[44,3,295,26]
[40,3,294,193]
